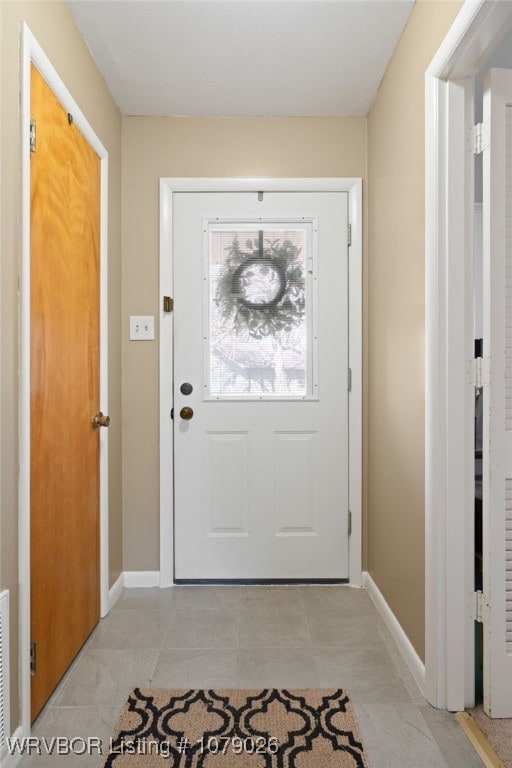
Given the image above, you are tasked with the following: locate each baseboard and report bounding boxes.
[108,572,125,609]
[123,571,160,588]
[1,726,24,768]
[362,571,425,695]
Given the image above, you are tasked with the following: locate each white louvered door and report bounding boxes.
[482,67,512,717]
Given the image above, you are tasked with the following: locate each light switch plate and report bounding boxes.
[129,315,155,340]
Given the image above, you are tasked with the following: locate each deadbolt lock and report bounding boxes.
[92,411,110,428]
[180,406,194,421]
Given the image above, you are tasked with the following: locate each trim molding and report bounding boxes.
[123,571,160,588]
[109,572,171,607]
[363,571,425,695]
[18,23,110,738]
[429,0,512,81]
[108,573,125,608]
[159,178,363,587]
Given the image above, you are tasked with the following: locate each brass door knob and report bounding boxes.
[92,412,110,428]
[180,406,194,421]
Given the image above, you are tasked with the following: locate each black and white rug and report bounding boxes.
[103,687,369,766]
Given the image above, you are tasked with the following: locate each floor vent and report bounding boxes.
[0,590,10,761]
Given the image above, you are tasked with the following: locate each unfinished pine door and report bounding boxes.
[30,65,101,721]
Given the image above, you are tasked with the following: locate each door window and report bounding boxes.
[206,221,316,399]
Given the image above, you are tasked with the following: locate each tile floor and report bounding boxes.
[20,585,482,767]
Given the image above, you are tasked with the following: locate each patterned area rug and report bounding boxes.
[103,687,369,766]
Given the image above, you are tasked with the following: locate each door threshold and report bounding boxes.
[454,712,505,768]
[174,578,350,585]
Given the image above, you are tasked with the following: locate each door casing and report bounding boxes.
[425,0,512,712]
[159,178,363,587]
[19,24,110,736]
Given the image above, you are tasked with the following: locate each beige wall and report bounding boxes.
[0,0,122,731]
[366,0,463,660]
[121,116,367,570]
[0,0,469,732]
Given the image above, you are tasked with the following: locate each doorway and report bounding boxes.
[425,0,512,715]
[159,178,363,587]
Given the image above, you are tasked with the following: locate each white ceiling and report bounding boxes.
[68,0,414,117]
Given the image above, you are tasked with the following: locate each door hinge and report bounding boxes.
[470,356,490,389]
[347,223,352,247]
[474,590,488,623]
[30,641,37,675]
[30,119,36,153]
[163,296,174,313]
[348,510,352,537]
[348,368,352,392]
[470,122,489,155]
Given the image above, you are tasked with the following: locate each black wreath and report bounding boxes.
[230,256,287,309]
[215,235,306,340]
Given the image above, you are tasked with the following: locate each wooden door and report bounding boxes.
[30,65,101,721]
[173,192,349,580]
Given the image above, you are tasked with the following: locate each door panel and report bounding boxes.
[30,65,100,721]
[482,67,512,717]
[173,192,349,580]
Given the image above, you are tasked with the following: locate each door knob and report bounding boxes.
[92,412,110,428]
[180,406,194,421]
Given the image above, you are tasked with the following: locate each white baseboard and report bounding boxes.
[108,572,125,610]
[108,571,168,597]
[123,571,160,588]
[1,726,24,768]
[362,571,425,695]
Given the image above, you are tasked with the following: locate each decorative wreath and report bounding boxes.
[215,234,305,340]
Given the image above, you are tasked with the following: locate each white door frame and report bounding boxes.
[18,24,110,735]
[425,0,512,711]
[159,178,362,587]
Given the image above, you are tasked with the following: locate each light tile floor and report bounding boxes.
[19,586,482,767]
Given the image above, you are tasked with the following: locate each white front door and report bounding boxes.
[173,191,349,580]
[482,68,512,717]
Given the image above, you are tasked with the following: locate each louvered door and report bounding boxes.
[482,67,512,717]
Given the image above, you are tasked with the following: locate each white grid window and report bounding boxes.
[206,223,314,399]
